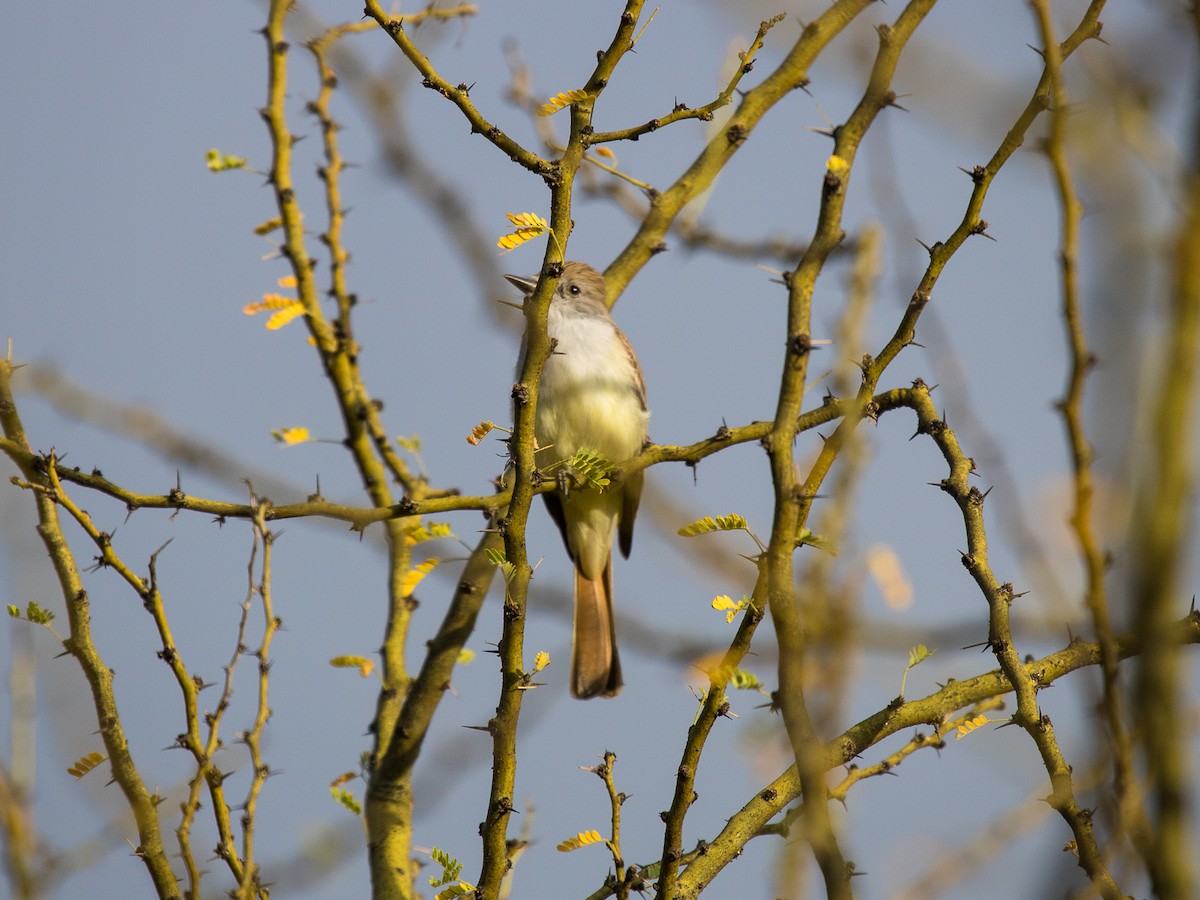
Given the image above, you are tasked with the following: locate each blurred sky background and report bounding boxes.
[2,1,1197,898]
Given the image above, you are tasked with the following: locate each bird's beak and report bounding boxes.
[503,273,538,295]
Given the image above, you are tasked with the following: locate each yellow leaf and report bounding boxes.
[277,275,298,289]
[271,426,311,446]
[67,751,106,779]
[457,648,476,665]
[467,421,495,445]
[711,594,747,624]
[532,650,550,673]
[677,514,748,537]
[497,212,551,253]
[400,558,440,598]
[556,829,604,852]
[330,771,357,788]
[330,655,375,677]
[206,148,247,172]
[537,89,588,116]
[265,303,305,330]
[405,522,455,545]
[243,293,298,315]
[592,146,617,161]
[253,216,283,235]
[955,714,990,740]
[434,884,476,900]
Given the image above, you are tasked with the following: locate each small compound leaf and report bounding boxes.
[404,522,455,546]
[67,751,107,779]
[556,830,604,853]
[330,656,375,678]
[467,421,495,445]
[955,714,990,740]
[206,148,247,172]
[434,885,476,900]
[497,212,553,252]
[565,448,613,490]
[907,644,931,669]
[271,427,312,446]
[537,89,587,116]
[678,514,748,537]
[331,787,362,815]
[400,558,440,598]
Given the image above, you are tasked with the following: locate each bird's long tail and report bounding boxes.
[571,556,622,699]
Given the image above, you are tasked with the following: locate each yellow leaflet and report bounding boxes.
[434,885,476,900]
[457,648,475,665]
[330,771,357,788]
[592,146,617,162]
[277,275,298,288]
[271,426,311,446]
[206,148,247,172]
[330,655,375,677]
[532,651,550,673]
[265,303,304,330]
[677,513,748,537]
[537,89,587,116]
[955,714,990,740]
[405,521,454,545]
[243,293,298,315]
[497,212,551,252]
[506,211,548,230]
[467,421,495,445]
[253,216,283,235]
[556,830,604,852]
[711,594,747,624]
[400,558,440,598]
[67,751,106,779]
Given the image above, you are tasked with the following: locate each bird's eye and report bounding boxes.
[568,284,581,295]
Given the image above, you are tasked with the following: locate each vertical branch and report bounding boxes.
[765,5,934,897]
[1,627,38,900]
[901,386,1121,897]
[1030,0,1141,856]
[1130,21,1200,894]
[476,5,645,896]
[655,565,768,896]
[237,499,280,896]
[0,364,179,897]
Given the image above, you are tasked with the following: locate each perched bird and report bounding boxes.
[505,262,649,698]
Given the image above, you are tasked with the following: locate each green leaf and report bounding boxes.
[429,847,465,887]
[206,148,247,172]
[330,787,362,816]
[24,601,55,625]
[564,448,614,490]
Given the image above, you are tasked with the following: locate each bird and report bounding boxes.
[505,262,649,698]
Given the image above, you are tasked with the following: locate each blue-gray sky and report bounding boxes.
[2,2,1196,898]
